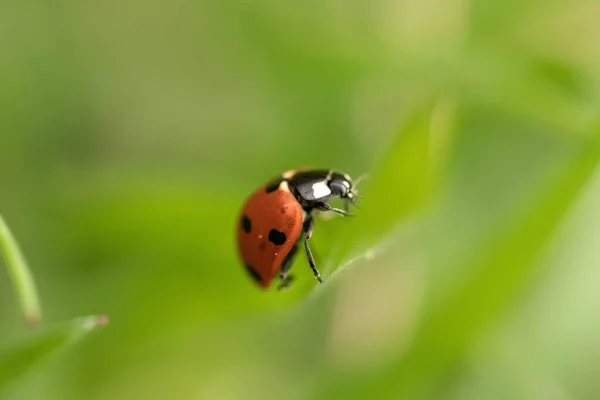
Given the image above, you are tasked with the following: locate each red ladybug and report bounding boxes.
[236,169,361,289]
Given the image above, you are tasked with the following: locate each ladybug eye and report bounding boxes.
[329,180,349,197]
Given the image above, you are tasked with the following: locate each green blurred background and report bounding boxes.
[1,0,600,399]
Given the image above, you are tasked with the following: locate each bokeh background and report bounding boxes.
[1,0,600,399]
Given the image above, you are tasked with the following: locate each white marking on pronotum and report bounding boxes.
[342,180,351,189]
[282,170,296,179]
[279,181,290,192]
[312,181,331,198]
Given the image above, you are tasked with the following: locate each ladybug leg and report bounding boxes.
[343,198,351,213]
[277,243,298,290]
[314,202,351,217]
[302,216,324,284]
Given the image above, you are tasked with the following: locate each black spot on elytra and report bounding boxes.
[268,229,287,246]
[245,264,261,283]
[241,215,251,233]
[265,178,283,193]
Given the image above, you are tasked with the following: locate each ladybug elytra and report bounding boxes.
[236,169,362,289]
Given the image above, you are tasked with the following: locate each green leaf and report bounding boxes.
[325,98,456,276]
[0,315,108,391]
[0,214,42,326]
[368,128,600,398]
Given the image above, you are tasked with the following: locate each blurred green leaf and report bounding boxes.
[370,128,600,398]
[0,315,108,392]
[326,99,455,276]
[451,50,596,134]
[0,214,41,326]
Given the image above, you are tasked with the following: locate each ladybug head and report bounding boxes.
[329,172,367,207]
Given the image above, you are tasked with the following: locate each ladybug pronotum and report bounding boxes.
[236,169,361,289]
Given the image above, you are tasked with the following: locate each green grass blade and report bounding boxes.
[0,315,108,391]
[0,215,41,326]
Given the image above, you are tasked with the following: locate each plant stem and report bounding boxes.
[0,214,42,327]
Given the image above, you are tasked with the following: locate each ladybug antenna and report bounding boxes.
[353,173,369,188]
[350,193,363,207]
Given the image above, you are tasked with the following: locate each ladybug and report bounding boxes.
[236,169,362,289]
